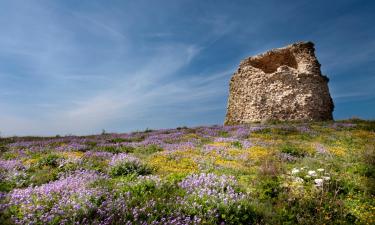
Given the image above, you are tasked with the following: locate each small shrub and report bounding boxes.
[360,120,375,132]
[252,127,299,136]
[134,145,163,155]
[280,143,306,157]
[217,200,262,225]
[86,141,98,148]
[37,154,61,167]
[109,161,152,177]
[28,168,59,186]
[0,179,15,192]
[82,158,108,172]
[97,145,135,154]
[109,154,153,177]
[120,145,136,153]
[109,138,129,143]
[231,141,243,149]
[257,176,282,200]
[144,128,154,133]
[0,144,9,153]
[110,136,145,143]
[259,159,282,177]
[218,131,230,137]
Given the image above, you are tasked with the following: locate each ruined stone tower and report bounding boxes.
[225,41,334,125]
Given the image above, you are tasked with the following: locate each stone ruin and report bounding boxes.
[224,41,334,125]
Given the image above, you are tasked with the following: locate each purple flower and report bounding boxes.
[0,159,24,171]
[5,170,108,224]
[179,173,245,202]
[55,143,87,151]
[84,151,114,159]
[315,144,327,154]
[109,153,140,167]
[161,142,196,152]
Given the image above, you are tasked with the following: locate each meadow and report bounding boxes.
[0,119,374,224]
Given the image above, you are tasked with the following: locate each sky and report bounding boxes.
[0,0,374,136]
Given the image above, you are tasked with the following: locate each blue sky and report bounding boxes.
[0,0,374,136]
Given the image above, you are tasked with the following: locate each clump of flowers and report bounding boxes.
[108,153,152,176]
[55,143,87,151]
[179,173,245,203]
[177,173,255,224]
[0,159,28,188]
[84,150,114,159]
[289,167,331,188]
[0,159,24,171]
[3,170,109,224]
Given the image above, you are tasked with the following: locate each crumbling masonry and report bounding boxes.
[225,42,334,125]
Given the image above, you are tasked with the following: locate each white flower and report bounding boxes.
[300,167,306,170]
[291,168,300,174]
[314,178,324,187]
[293,177,304,183]
[317,168,325,172]
[308,170,317,176]
[322,176,330,181]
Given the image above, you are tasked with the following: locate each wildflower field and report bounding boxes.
[0,120,374,224]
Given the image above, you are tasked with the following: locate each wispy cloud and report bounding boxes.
[0,0,374,135]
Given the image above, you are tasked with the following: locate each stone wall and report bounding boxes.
[224,41,334,125]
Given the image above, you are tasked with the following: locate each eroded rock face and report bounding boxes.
[225,41,334,125]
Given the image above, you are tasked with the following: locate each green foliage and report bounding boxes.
[218,131,230,137]
[143,128,154,133]
[97,145,135,154]
[253,126,299,136]
[0,144,8,153]
[28,167,59,186]
[1,121,374,224]
[216,200,262,225]
[86,141,98,148]
[231,141,243,149]
[110,135,145,143]
[37,153,61,167]
[258,177,282,199]
[0,179,14,192]
[83,157,108,172]
[133,145,163,155]
[109,161,153,177]
[275,189,355,224]
[109,138,128,143]
[280,143,307,157]
[2,152,18,160]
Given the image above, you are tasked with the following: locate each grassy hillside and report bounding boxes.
[0,120,374,224]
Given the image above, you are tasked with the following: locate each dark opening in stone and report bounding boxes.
[247,49,298,73]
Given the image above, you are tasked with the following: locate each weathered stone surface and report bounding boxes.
[225,41,334,125]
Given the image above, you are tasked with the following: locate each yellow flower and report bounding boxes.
[209,142,230,147]
[24,158,37,166]
[148,150,199,175]
[214,158,246,170]
[246,146,270,160]
[328,146,346,156]
[60,151,84,159]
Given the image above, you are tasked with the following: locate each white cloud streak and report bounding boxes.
[0,1,235,136]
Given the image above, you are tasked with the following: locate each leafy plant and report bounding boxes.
[231,141,243,149]
[109,161,153,176]
[133,145,163,155]
[37,153,61,167]
[280,143,307,157]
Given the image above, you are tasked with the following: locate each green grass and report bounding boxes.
[0,120,374,224]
